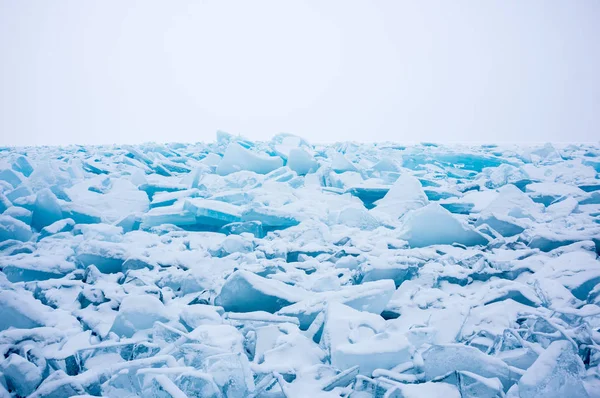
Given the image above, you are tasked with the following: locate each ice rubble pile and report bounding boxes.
[0,134,600,397]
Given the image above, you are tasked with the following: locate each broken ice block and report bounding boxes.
[184,198,242,227]
[1,353,43,396]
[320,302,385,358]
[332,331,412,375]
[175,371,221,398]
[335,206,380,230]
[31,188,64,231]
[458,371,504,398]
[217,143,283,176]
[241,207,301,229]
[215,270,307,313]
[0,214,32,242]
[140,201,197,229]
[518,340,589,398]
[0,169,23,188]
[12,155,34,177]
[76,240,128,274]
[398,204,489,247]
[287,148,317,175]
[373,174,429,220]
[422,344,515,390]
[203,352,255,398]
[277,279,396,329]
[0,253,76,282]
[110,295,170,337]
[220,220,264,238]
[331,153,358,173]
[39,218,75,239]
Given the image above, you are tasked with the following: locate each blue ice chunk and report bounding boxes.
[203,352,255,398]
[12,155,34,177]
[331,153,358,173]
[579,191,600,205]
[0,169,23,188]
[287,148,317,175]
[150,188,200,208]
[579,183,600,193]
[175,371,221,398]
[436,153,506,172]
[220,220,264,238]
[32,188,64,231]
[424,188,458,201]
[496,348,539,370]
[0,290,44,331]
[184,198,242,227]
[115,213,142,232]
[39,218,75,240]
[50,184,71,201]
[82,160,110,175]
[373,174,429,220]
[345,186,389,209]
[215,270,307,313]
[422,344,515,390]
[5,185,32,202]
[28,370,85,398]
[75,240,128,274]
[0,215,33,242]
[110,295,169,337]
[141,202,197,229]
[336,206,380,230]
[371,157,400,173]
[458,371,504,398]
[61,202,103,224]
[360,257,420,287]
[142,375,187,397]
[217,143,283,176]
[277,279,396,329]
[0,193,10,213]
[399,204,489,247]
[138,180,187,201]
[518,340,588,398]
[242,207,301,229]
[1,354,43,396]
[2,206,32,224]
[476,214,525,237]
[334,331,411,375]
[440,202,474,215]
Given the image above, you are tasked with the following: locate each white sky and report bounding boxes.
[1,0,599,146]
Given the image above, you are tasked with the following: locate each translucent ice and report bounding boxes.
[215,270,308,313]
[398,204,489,247]
[518,340,588,398]
[422,344,515,390]
[110,295,170,337]
[1,353,43,396]
[0,214,32,242]
[287,148,318,175]
[31,188,64,231]
[278,279,396,329]
[332,331,411,375]
[217,143,283,176]
[373,174,429,220]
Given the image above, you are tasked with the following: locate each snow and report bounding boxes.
[0,138,599,397]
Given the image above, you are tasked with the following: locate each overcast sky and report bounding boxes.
[1,1,599,146]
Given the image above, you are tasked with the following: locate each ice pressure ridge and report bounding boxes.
[1,133,600,397]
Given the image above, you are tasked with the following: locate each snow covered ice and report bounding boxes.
[1,136,600,397]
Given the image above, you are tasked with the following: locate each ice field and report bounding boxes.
[1,133,600,397]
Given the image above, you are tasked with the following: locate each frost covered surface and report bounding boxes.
[0,135,600,397]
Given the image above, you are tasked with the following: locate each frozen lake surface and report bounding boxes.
[1,134,600,397]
